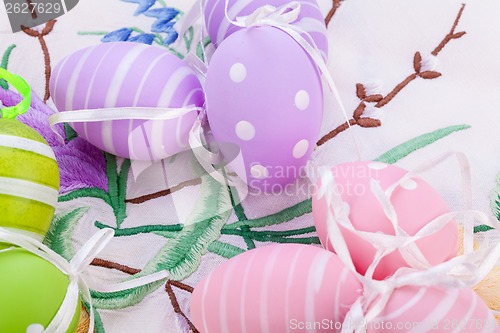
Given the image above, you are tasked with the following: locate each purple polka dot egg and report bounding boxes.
[50,42,204,161]
[206,26,324,191]
[204,0,329,60]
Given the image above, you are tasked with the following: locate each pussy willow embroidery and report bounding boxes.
[317,4,467,147]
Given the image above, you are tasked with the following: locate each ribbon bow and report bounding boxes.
[0,228,169,333]
[314,152,500,332]
[233,2,301,27]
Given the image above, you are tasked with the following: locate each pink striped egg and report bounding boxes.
[312,161,458,280]
[50,42,204,161]
[206,27,324,191]
[190,244,363,333]
[203,0,329,60]
[367,286,500,332]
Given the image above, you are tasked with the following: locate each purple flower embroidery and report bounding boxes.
[0,88,108,194]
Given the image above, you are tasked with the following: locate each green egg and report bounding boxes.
[0,247,80,332]
[0,119,60,237]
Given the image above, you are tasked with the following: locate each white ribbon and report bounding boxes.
[48,105,202,144]
[0,228,169,333]
[314,152,500,332]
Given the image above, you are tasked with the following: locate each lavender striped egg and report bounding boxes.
[50,42,204,161]
[190,244,363,333]
[203,0,329,60]
[367,286,500,332]
[206,26,324,191]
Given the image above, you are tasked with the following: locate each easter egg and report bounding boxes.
[312,161,458,280]
[0,247,80,333]
[367,286,500,332]
[50,42,204,161]
[206,26,323,191]
[0,119,59,239]
[203,0,329,60]
[190,244,362,333]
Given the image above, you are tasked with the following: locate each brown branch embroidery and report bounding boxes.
[325,0,342,27]
[21,20,56,102]
[166,280,200,333]
[91,258,142,275]
[89,259,199,332]
[317,4,466,147]
[126,177,202,204]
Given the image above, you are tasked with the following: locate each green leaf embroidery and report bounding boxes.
[43,207,89,260]
[137,173,232,280]
[90,281,165,310]
[375,124,471,164]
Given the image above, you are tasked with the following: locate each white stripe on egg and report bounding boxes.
[451,293,477,333]
[220,255,238,333]
[216,0,253,44]
[201,272,213,333]
[406,288,459,333]
[0,135,56,161]
[65,46,95,112]
[285,246,307,333]
[260,245,283,333]
[241,249,259,333]
[334,267,349,324]
[305,251,331,333]
[378,287,426,321]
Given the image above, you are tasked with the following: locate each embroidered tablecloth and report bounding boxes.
[1,0,499,332]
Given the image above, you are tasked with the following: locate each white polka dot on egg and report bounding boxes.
[235,121,256,141]
[26,324,45,333]
[229,63,247,83]
[293,140,309,159]
[251,164,269,179]
[295,90,310,110]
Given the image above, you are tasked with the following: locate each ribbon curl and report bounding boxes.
[314,152,500,332]
[0,228,169,333]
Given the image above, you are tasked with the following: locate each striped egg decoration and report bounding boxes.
[203,0,329,60]
[367,286,500,332]
[190,244,363,333]
[50,42,204,161]
[0,119,59,240]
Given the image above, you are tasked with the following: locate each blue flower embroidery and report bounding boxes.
[102,28,133,42]
[144,8,179,45]
[121,0,156,16]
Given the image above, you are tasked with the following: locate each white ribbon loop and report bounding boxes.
[233,2,301,27]
[49,105,202,144]
[0,227,169,333]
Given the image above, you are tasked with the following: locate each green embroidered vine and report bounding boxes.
[375,125,471,164]
[59,153,129,228]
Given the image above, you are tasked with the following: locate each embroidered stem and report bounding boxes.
[91,258,141,275]
[316,4,467,147]
[21,20,56,102]
[165,280,200,333]
[325,0,342,27]
[126,177,202,204]
[432,3,466,56]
